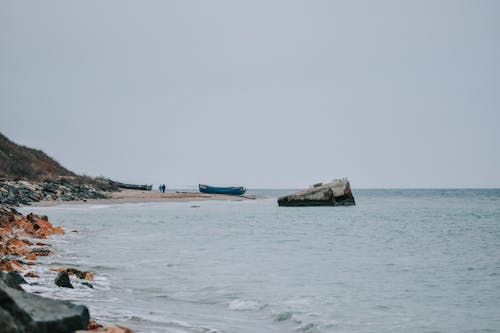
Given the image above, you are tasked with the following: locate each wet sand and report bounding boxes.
[31,189,259,206]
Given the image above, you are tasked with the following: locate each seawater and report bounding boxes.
[20,189,500,333]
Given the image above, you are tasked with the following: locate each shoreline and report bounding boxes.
[1,182,261,332]
[28,189,262,207]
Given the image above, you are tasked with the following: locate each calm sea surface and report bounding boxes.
[20,189,500,333]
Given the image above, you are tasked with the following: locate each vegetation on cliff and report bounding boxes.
[0,133,117,194]
[0,133,76,181]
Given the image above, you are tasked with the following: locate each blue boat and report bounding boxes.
[198,184,246,195]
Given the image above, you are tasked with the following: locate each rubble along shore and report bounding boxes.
[0,180,134,333]
[0,179,115,207]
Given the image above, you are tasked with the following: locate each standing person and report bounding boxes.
[162,184,166,193]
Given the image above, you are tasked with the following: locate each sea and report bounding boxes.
[19,189,500,333]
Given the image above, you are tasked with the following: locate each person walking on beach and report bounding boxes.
[162,184,166,193]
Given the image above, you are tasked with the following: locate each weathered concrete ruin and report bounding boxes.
[278,178,355,207]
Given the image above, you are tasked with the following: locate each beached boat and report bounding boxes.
[109,180,152,191]
[198,184,246,195]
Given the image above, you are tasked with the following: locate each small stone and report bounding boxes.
[55,271,73,288]
[34,228,51,239]
[66,268,86,279]
[34,219,53,230]
[85,272,94,281]
[24,271,40,278]
[75,325,135,333]
[29,248,52,257]
[52,226,65,235]
[82,282,94,289]
[49,267,66,273]
[21,239,33,246]
[87,320,103,329]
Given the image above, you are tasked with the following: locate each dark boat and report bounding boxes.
[198,184,246,195]
[109,180,152,191]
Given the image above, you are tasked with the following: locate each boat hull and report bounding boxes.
[109,180,152,191]
[199,184,246,196]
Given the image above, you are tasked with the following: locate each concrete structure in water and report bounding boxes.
[278,178,355,207]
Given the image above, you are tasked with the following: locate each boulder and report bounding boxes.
[0,272,89,332]
[278,178,356,207]
[54,271,73,288]
[7,272,28,286]
[1,271,24,290]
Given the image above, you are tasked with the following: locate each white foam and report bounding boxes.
[228,299,266,311]
[163,320,224,333]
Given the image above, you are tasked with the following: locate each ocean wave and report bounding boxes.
[163,319,225,333]
[86,205,113,209]
[227,299,267,311]
[296,322,318,332]
[274,311,294,322]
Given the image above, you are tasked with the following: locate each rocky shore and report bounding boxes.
[0,181,135,333]
[0,179,116,207]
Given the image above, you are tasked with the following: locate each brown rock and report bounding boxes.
[1,245,13,256]
[25,271,40,278]
[75,325,135,333]
[66,268,94,281]
[0,259,25,272]
[34,219,54,230]
[6,238,25,248]
[49,267,66,273]
[34,227,51,239]
[29,248,52,257]
[14,217,36,235]
[21,239,33,246]
[26,253,38,261]
[0,225,9,234]
[5,238,29,256]
[52,226,65,235]
[88,320,103,330]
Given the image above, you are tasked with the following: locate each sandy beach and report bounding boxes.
[30,189,259,206]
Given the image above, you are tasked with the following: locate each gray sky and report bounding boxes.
[1,1,499,188]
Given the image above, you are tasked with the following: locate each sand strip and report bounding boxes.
[30,189,260,207]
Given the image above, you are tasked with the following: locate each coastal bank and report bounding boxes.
[0,179,258,332]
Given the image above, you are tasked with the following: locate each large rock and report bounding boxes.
[7,272,28,286]
[0,271,89,332]
[278,178,356,207]
[1,271,24,290]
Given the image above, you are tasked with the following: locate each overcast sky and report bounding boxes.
[1,1,499,188]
